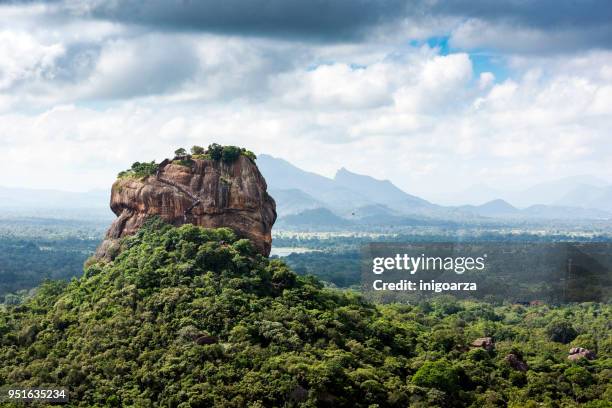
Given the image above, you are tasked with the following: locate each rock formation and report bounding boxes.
[470,337,495,351]
[568,347,596,361]
[96,154,276,259]
[505,353,528,371]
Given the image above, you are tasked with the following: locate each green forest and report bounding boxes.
[0,220,610,407]
[0,217,102,301]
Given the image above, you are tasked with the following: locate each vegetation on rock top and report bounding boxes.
[188,143,257,163]
[117,160,159,179]
[117,144,257,179]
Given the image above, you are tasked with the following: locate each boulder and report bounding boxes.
[470,337,495,351]
[568,347,596,361]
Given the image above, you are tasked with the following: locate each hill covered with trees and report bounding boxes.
[0,220,610,407]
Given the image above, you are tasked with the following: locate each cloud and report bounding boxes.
[1,1,612,199]
[60,0,414,41]
[432,0,612,30]
[1,45,611,196]
[4,0,610,54]
[0,30,64,90]
[81,34,200,99]
[273,50,473,113]
[0,28,298,108]
[450,18,612,54]
[25,0,606,53]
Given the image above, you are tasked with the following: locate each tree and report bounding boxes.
[241,149,257,161]
[546,319,578,344]
[563,366,593,386]
[412,360,460,393]
[207,143,223,160]
[190,145,205,155]
[221,146,242,163]
[174,148,187,157]
[118,161,158,178]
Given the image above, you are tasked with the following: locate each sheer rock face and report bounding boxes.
[95,156,276,259]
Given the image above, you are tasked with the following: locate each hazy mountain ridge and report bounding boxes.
[268,188,324,216]
[333,167,434,211]
[257,154,438,216]
[434,176,612,208]
[456,199,612,220]
[2,156,610,225]
[555,184,612,213]
[258,155,612,225]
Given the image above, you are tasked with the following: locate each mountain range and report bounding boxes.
[257,155,612,226]
[432,175,612,211]
[2,155,611,226]
[257,155,438,217]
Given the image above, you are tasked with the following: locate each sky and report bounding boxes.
[0,0,611,202]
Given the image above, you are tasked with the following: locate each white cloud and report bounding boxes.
[0,3,611,201]
[0,30,64,90]
[276,63,394,109]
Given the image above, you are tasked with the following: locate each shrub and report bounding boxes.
[221,145,241,163]
[241,149,257,161]
[412,360,459,393]
[546,319,578,344]
[564,366,593,386]
[205,143,256,163]
[207,143,223,160]
[190,145,205,155]
[117,161,158,179]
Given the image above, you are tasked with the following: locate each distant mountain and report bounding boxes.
[341,204,420,226]
[333,168,434,212]
[521,205,612,220]
[555,185,612,213]
[277,206,445,229]
[258,155,434,216]
[428,183,504,206]
[458,199,520,218]
[348,204,398,219]
[455,199,611,220]
[257,155,374,211]
[5,157,610,225]
[268,188,323,216]
[277,208,353,228]
[260,156,612,224]
[555,184,605,207]
[435,176,611,208]
[509,175,610,207]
